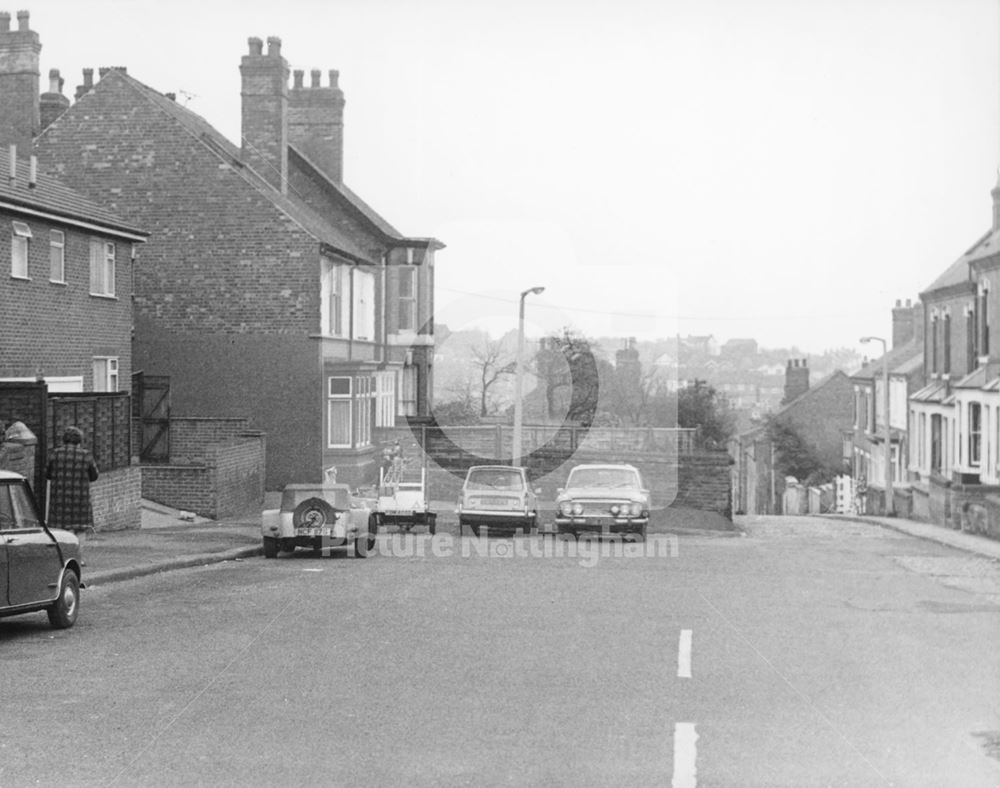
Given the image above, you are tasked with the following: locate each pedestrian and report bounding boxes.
[45,426,99,560]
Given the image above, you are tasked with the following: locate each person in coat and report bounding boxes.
[45,427,99,551]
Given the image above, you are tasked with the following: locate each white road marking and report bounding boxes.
[672,722,698,787]
[678,629,693,678]
[302,568,324,572]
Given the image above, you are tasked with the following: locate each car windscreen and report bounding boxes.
[466,469,524,491]
[566,468,640,489]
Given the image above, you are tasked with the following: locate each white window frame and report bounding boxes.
[398,266,417,331]
[321,260,348,337]
[352,268,375,341]
[328,376,353,448]
[11,221,31,279]
[93,357,119,392]
[49,229,65,283]
[90,238,116,297]
[375,371,396,428]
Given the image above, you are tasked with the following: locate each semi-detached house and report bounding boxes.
[34,35,443,489]
[909,174,1000,536]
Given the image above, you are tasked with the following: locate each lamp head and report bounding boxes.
[523,286,545,297]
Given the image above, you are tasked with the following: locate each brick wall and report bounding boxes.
[0,212,133,385]
[169,417,252,462]
[91,464,142,531]
[142,433,266,519]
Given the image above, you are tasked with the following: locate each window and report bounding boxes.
[375,371,395,428]
[398,267,416,331]
[49,230,65,282]
[321,260,347,337]
[980,283,990,357]
[930,414,942,474]
[11,221,31,278]
[966,306,977,373]
[93,357,119,392]
[930,315,938,375]
[90,239,116,296]
[398,365,417,417]
[969,402,982,467]
[353,375,374,448]
[352,269,375,341]
[328,376,352,448]
[943,313,951,374]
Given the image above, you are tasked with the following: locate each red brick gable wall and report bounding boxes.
[0,211,132,385]
[36,73,323,337]
[775,372,855,472]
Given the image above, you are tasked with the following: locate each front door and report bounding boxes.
[1,481,60,607]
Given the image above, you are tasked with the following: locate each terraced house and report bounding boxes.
[31,32,442,489]
[909,174,1000,537]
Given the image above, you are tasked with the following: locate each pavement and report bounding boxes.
[79,497,1000,588]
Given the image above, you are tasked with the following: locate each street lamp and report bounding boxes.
[860,336,894,516]
[513,286,545,466]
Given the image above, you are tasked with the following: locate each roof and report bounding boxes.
[922,225,1000,296]
[105,70,387,263]
[775,370,852,414]
[853,339,922,380]
[0,154,147,240]
[911,380,950,403]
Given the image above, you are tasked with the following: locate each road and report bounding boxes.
[2,516,999,786]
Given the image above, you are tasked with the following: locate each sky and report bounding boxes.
[23,0,1000,353]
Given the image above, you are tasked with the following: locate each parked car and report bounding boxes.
[555,463,650,539]
[458,465,538,536]
[261,483,376,558]
[0,470,82,628]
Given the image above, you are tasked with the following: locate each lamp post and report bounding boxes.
[861,336,894,516]
[513,286,545,466]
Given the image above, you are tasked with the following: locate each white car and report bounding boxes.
[555,463,650,539]
[458,465,538,536]
[261,483,375,558]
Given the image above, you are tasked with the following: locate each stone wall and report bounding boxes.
[91,464,142,531]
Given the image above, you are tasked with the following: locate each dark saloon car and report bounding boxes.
[0,471,82,628]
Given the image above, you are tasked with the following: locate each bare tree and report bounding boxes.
[472,339,516,417]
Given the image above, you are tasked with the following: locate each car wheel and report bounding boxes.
[263,536,278,558]
[428,514,437,535]
[525,516,537,536]
[292,497,337,529]
[47,571,80,629]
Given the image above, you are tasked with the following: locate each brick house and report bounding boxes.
[33,35,442,489]
[731,361,854,514]
[0,11,149,529]
[846,299,924,515]
[908,174,1000,536]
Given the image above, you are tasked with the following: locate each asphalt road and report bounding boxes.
[2,516,999,787]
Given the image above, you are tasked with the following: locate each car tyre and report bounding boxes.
[292,497,337,528]
[428,514,437,535]
[47,571,80,629]
[263,536,279,558]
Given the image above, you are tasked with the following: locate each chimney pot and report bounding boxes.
[83,68,93,88]
[0,12,10,33]
[16,9,28,31]
[266,36,281,57]
[48,68,61,93]
[248,37,263,56]
[293,69,304,89]
[310,69,321,88]
[329,69,339,87]
[895,298,902,307]
[28,155,36,187]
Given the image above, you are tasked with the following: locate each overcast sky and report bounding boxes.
[28,0,1000,352]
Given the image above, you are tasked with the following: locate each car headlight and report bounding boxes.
[630,502,643,517]
[572,502,584,516]
[559,502,572,516]
[610,504,621,516]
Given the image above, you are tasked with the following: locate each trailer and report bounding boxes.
[373,459,437,534]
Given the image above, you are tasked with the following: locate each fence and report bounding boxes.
[48,393,132,471]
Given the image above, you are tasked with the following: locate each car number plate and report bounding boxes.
[482,497,510,507]
[298,527,333,536]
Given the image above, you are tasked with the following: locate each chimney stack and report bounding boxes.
[39,67,70,130]
[240,35,290,193]
[288,66,345,184]
[783,358,810,404]
[0,9,41,154]
[892,297,919,348]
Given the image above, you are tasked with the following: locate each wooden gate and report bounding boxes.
[132,372,170,462]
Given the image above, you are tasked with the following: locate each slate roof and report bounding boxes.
[0,153,146,239]
[853,340,922,380]
[112,70,398,263]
